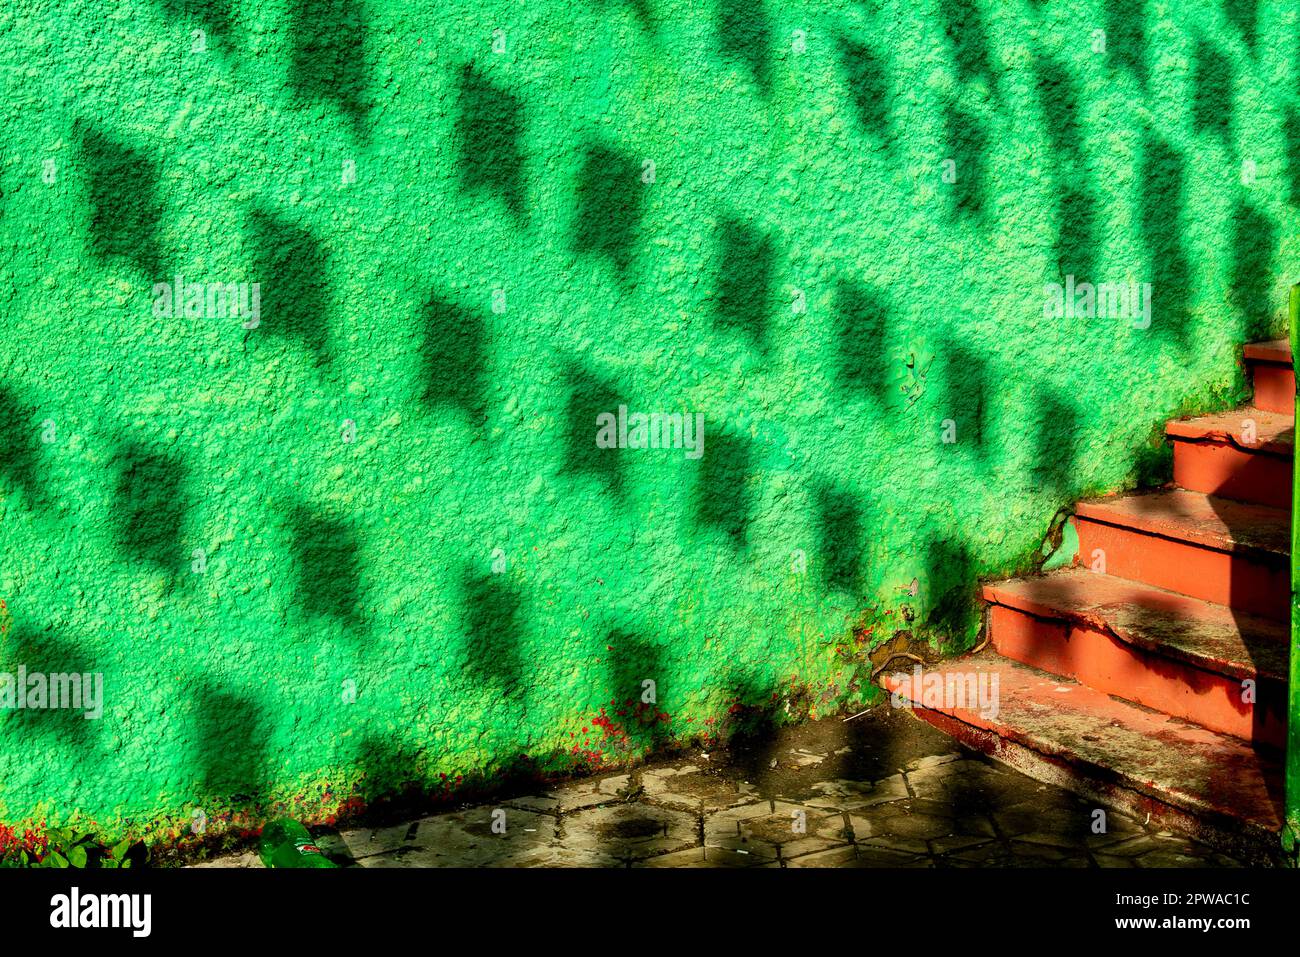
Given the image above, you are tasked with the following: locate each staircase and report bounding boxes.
[884,340,1295,863]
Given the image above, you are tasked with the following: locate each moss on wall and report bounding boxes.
[0,0,1293,842]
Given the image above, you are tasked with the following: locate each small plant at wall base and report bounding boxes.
[0,827,143,868]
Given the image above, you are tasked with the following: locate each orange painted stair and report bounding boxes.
[1074,488,1289,620]
[1245,340,1294,415]
[983,569,1287,747]
[883,338,1293,860]
[880,653,1284,844]
[1167,406,1293,510]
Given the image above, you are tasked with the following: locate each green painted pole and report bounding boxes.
[1286,283,1300,860]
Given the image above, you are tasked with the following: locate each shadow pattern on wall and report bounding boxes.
[460,568,525,697]
[455,63,527,224]
[78,128,166,279]
[420,291,488,425]
[113,442,188,575]
[290,504,366,632]
[0,388,49,511]
[561,362,627,498]
[714,215,776,354]
[287,0,371,142]
[572,143,645,282]
[248,209,334,368]
[717,0,772,95]
[195,684,269,807]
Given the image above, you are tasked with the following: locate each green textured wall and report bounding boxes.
[0,0,1295,844]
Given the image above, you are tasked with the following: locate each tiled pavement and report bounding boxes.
[193,707,1246,868]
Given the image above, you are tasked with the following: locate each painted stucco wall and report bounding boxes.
[0,0,1294,844]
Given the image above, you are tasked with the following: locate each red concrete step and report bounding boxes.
[1166,406,1293,510]
[1074,488,1289,621]
[983,568,1287,747]
[880,652,1284,855]
[1244,339,1294,415]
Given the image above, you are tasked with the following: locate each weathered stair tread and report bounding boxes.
[884,652,1284,833]
[982,568,1287,682]
[1166,406,1294,455]
[1243,340,1291,363]
[946,336,1295,845]
[1075,488,1290,558]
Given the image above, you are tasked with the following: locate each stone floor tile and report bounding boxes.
[1135,847,1216,867]
[635,846,764,868]
[642,766,758,811]
[1095,835,1167,859]
[907,758,1030,807]
[839,798,995,854]
[363,806,561,866]
[1210,853,1245,868]
[563,801,697,861]
[928,834,996,855]
[944,840,1089,868]
[904,753,963,772]
[327,822,413,860]
[704,801,844,862]
[786,844,932,868]
[798,774,910,811]
[708,801,841,851]
[191,850,259,868]
[538,778,621,813]
[502,794,561,814]
[598,774,633,796]
[497,844,623,868]
[787,749,828,768]
[182,714,1262,869]
[855,833,931,855]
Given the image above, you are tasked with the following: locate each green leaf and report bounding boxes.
[67,846,87,868]
[50,851,69,868]
[110,838,131,861]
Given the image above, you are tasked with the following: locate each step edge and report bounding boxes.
[1074,497,1290,560]
[981,578,1286,683]
[883,657,1284,833]
[1243,341,1292,364]
[1165,421,1294,456]
[902,701,1285,839]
